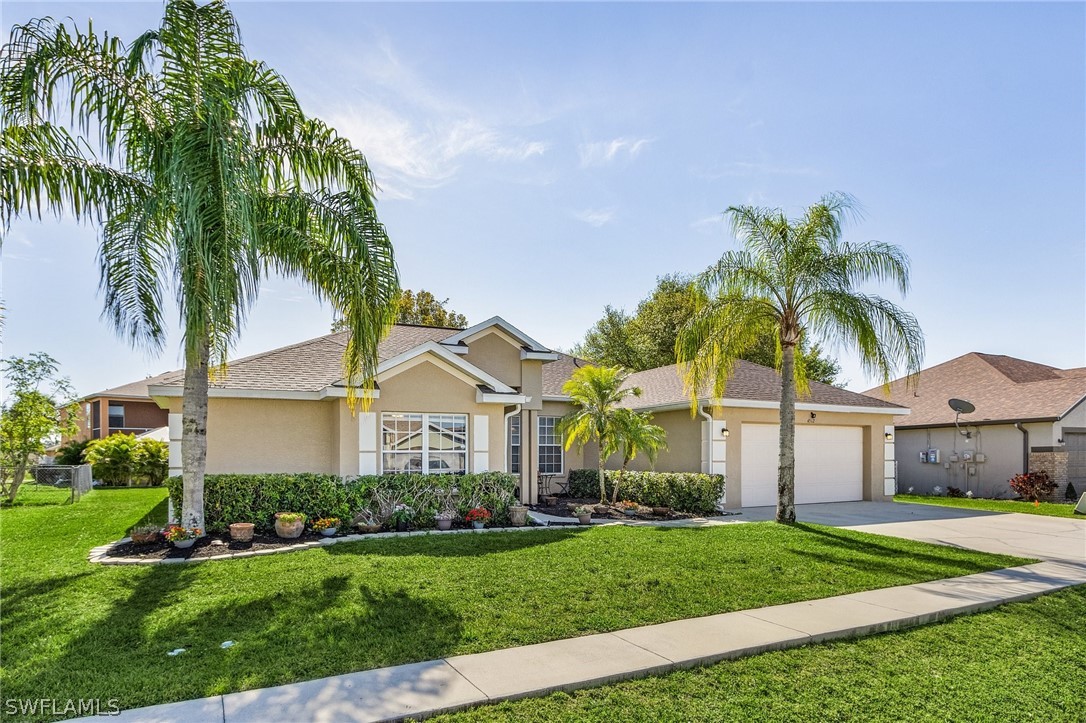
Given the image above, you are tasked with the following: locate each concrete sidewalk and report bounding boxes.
[83,559,1086,723]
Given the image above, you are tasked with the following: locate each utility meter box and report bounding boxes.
[975,453,986,463]
[919,451,929,463]
[962,450,974,462]
[949,453,960,463]
[927,449,940,464]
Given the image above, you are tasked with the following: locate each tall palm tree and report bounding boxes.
[557,365,641,503]
[0,1,400,530]
[609,408,667,503]
[676,193,923,524]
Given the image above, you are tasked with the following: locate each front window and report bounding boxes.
[538,416,564,474]
[381,413,467,474]
[108,403,125,429]
[509,415,521,474]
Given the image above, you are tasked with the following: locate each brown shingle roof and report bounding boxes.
[619,361,902,411]
[155,325,455,393]
[84,369,180,400]
[542,353,593,397]
[863,352,1086,427]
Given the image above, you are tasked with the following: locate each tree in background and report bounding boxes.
[1,1,399,530]
[333,288,467,332]
[1,353,78,503]
[557,365,642,503]
[609,408,667,503]
[676,193,923,524]
[573,274,842,384]
[53,438,91,466]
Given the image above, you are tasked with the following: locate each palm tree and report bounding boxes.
[609,409,667,503]
[676,193,923,524]
[557,365,641,503]
[0,1,400,530]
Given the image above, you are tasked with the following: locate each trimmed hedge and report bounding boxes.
[566,469,725,514]
[165,472,519,533]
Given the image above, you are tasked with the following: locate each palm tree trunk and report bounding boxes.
[181,333,209,532]
[598,456,607,504]
[777,342,797,524]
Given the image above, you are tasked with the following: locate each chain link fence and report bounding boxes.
[2,464,93,504]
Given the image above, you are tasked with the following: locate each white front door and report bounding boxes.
[740,424,864,507]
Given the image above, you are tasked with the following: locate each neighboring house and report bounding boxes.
[141,316,905,508]
[69,372,174,443]
[865,353,1086,499]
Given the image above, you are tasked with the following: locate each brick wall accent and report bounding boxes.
[1028,449,1071,502]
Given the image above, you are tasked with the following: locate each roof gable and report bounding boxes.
[441,316,553,354]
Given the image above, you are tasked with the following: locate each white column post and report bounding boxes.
[359,413,378,475]
[473,415,490,473]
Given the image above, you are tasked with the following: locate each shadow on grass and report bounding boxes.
[323,525,587,558]
[127,497,170,533]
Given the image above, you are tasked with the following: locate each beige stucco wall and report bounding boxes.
[462,331,522,389]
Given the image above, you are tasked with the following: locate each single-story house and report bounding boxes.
[865,353,1086,499]
[135,316,905,508]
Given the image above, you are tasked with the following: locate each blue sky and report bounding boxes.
[2,1,1084,396]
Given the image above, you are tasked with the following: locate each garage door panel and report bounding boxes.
[741,424,863,507]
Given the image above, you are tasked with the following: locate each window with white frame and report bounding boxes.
[537,416,563,474]
[381,413,467,474]
[508,415,521,474]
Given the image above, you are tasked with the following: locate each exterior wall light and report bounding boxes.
[720,425,729,439]
[885,432,894,442]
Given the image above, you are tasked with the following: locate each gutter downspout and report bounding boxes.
[1014,422,1029,474]
[697,405,714,475]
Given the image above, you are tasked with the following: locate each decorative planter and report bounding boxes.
[509,505,528,527]
[652,507,671,517]
[543,495,558,506]
[577,513,592,525]
[229,523,255,542]
[472,521,485,530]
[623,508,637,516]
[436,518,453,531]
[319,527,338,537]
[131,530,161,545]
[357,524,382,534]
[173,539,195,549]
[274,518,304,539]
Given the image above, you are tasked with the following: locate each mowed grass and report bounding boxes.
[1,489,1028,719]
[896,493,1080,518]
[435,586,1086,723]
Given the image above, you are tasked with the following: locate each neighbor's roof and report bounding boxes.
[83,369,180,401]
[153,324,455,393]
[863,353,1086,427]
[618,361,905,412]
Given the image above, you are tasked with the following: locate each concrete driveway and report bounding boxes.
[738,501,1086,563]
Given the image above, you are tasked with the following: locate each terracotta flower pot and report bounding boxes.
[131,530,160,545]
[652,507,671,517]
[509,505,528,527]
[543,495,558,506]
[577,513,592,525]
[229,523,255,542]
[274,518,304,539]
[436,518,453,531]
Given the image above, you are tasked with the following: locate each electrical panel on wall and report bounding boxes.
[927,449,940,464]
[962,451,974,462]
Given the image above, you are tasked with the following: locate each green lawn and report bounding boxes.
[1,483,72,507]
[896,493,1080,518]
[1,489,1029,720]
[435,586,1086,722]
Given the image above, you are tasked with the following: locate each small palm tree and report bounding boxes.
[676,193,923,524]
[609,409,667,503]
[557,365,641,503]
[0,1,400,530]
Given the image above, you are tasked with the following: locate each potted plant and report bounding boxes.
[465,507,491,530]
[312,517,340,537]
[130,525,161,545]
[163,524,200,549]
[389,504,414,532]
[617,500,639,516]
[651,506,671,517]
[573,505,593,525]
[353,510,382,534]
[543,494,559,506]
[274,512,306,539]
[435,509,456,531]
[508,504,528,527]
[228,522,255,542]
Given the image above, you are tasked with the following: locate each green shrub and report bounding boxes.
[166,472,519,533]
[54,439,90,466]
[85,434,169,486]
[134,439,169,485]
[567,468,725,513]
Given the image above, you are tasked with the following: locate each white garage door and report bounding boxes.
[741,424,864,507]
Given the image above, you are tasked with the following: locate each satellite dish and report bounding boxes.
[948,398,975,415]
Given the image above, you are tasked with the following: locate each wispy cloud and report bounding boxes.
[690,214,723,231]
[574,207,617,227]
[578,137,652,168]
[696,161,819,180]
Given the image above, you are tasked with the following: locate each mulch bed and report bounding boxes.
[530,497,698,521]
[106,532,340,560]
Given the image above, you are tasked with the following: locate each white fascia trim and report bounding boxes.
[368,341,519,394]
[542,395,571,402]
[148,384,378,401]
[632,398,911,416]
[477,391,532,404]
[520,349,560,361]
[441,316,551,353]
